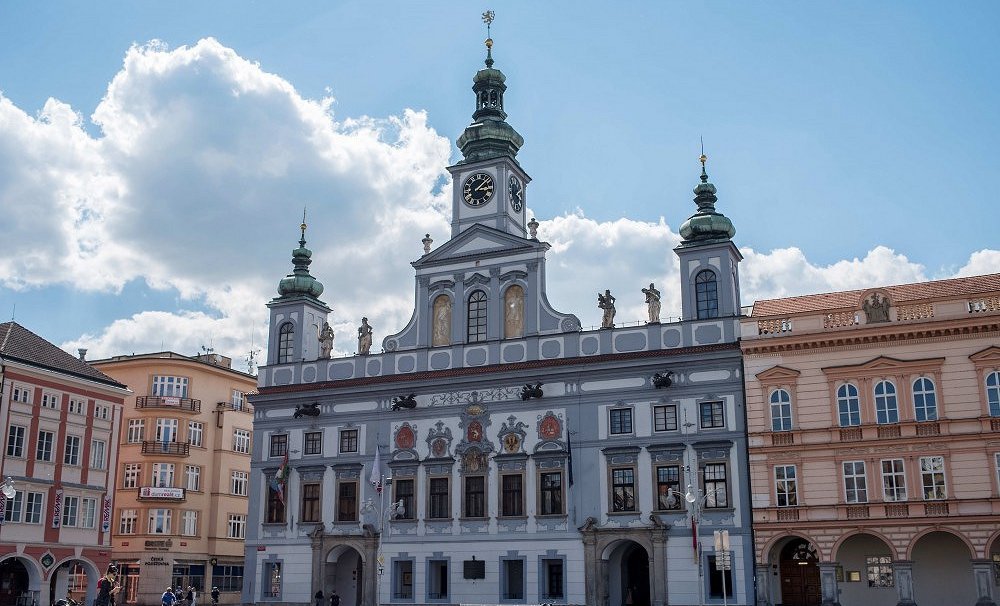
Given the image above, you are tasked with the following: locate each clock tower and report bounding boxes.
[447,34,530,239]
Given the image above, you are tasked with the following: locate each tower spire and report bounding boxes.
[678,145,736,245]
[276,213,324,299]
[483,10,495,68]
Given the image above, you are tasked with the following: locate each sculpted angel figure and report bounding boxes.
[598,289,616,328]
[642,282,661,323]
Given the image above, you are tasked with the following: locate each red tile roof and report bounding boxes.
[751,273,1000,317]
[0,322,127,389]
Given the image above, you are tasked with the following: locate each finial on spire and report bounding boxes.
[483,10,495,68]
[299,206,308,246]
[699,137,708,182]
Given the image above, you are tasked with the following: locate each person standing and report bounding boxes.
[328,590,340,606]
[95,566,121,606]
[314,590,323,606]
[186,586,196,606]
[162,587,177,606]
[210,588,220,606]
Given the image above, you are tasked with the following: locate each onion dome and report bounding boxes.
[456,36,524,164]
[277,218,324,299]
[678,154,736,245]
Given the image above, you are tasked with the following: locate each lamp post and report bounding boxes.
[361,478,405,606]
[683,483,729,606]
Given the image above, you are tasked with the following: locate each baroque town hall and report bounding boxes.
[243,36,751,606]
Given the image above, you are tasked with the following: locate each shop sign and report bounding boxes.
[102,495,112,532]
[52,490,63,528]
[139,487,185,499]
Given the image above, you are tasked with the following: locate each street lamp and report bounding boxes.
[0,477,15,499]
[361,477,405,604]
[684,483,730,606]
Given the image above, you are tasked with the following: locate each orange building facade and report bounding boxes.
[92,353,256,606]
[741,274,1000,606]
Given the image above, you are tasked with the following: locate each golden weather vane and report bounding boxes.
[482,10,495,36]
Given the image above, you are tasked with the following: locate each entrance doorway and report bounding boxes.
[0,559,31,606]
[621,544,650,606]
[778,540,820,606]
[322,546,363,606]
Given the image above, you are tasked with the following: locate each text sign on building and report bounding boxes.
[144,555,172,566]
[139,486,185,499]
[162,397,181,406]
[102,494,112,532]
[52,489,63,528]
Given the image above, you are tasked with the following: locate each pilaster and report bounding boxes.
[755,562,772,606]
[972,559,998,606]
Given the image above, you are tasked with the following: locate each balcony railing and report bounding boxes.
[876,425,901,439]
[915,421,941,436]
[839,427,863,442]
[141,441,191,456]
[885,503,909,518]
[776,508,800,521]
[771,432,795,446]
[136,396,201,413]
[924,502,949,516]
[846,505,870,519]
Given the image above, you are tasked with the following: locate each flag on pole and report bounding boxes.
[370,447,383,493]
[566,431,575,486]
[691,515,699,562]
[271,450,289,505]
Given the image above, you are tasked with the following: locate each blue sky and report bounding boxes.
[0,1,997,363]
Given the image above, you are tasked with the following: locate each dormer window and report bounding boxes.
[277,322,294,363]
[695,270,719,319]
[467,291,488,343]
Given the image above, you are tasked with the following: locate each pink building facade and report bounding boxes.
[741,274,1000,606]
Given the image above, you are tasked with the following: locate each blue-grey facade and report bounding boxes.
[243,41,752,606]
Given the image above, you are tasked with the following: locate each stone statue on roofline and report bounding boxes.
[357,317,373,355]
[318,322,334,358]
[598,289,616,328]
[642,282,661,324]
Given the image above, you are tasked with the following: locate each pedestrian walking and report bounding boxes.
[210,588,219,606]
[162,587,177,606]
[328,590,340,606]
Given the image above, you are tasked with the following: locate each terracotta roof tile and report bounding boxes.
[0,322,127,389]
[751,273,1000,317]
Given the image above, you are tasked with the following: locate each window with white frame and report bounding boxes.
[182,510,198,536]
[156,418,178,443]
[149,509,172,534]
[837,383,861,427]
[93,403,110,420]
[231,389,245,410]
[920,456,946,500]
[185,465,201,492]
[653,404,678,432]
[123,463,142,489]
[188,421,204,447]
[609,408,633,435]
[3,491,23,523]
[232,429,251,454]
[64,435,82,465]
[119,509,137,534]
[68,397,85,414]
[987,371,1000,417]
[703,463,729,508]
[25,492,43,524]
[995,453,1000,495]
[6,426,26,458]
[770,389,793,431]
[11,385,32,403]
[227,514,246,539]
[152,463,175,488]
[152,375,188,398]
[62,496,79,527]
[127,419,145,443]
[874,380,899,424]
[36,430,54,461]
[881,459,907,502]
[231,471,249,496]
[912,377,938,421]
[843,461,868,503]
[90,439,107,469]
[41,392,60,409]
[81,497,97,528]
[775,465,798,507]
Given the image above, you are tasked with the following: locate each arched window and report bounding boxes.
[503,285,524,339]
[837,383,861,427]
[987,371,1000,417]
[277,323,294,364]
[912,377,938,422]
[770,389,793,432]
[467,291,488,343]
[695,270,719,319]
[874,380,899,424]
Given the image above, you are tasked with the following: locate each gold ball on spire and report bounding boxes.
[485,38,493,49]
[699,153,708,167]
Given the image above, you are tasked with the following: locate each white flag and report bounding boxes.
[370,447,383,493]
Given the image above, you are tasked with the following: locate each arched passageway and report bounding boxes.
[912,531,974,606]
[323,545,363,606]
[834,533,894,606]
[777,538,820,606]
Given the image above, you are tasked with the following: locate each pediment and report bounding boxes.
[970,346,1000,364]
[755,365,801,382]
[822,355,944,376]
[414,224,543,267]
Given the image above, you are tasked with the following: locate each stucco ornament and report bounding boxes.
[357,317,373,355]
[862,291,891,323]
[598,289,616,328]
[318,322,334,358]
[642,282,661,323]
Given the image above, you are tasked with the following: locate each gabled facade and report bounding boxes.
[244,38,751,606]
[0,322,130,606]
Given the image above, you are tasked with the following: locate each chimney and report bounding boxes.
[78,348,88,361]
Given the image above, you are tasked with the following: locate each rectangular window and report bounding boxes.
[64,435,82,465]
[6,426,26,458]
[212,565,244,593]
[304,431,322,455]
[153,463,175,488]
[25,492,43,524]
[394,479,415,520]
[231,389,245,410]
[11,385,32,403]
[264,562,281,599]
[81,497,97,528]
[337,481,358,522]
[500,474,524,517]
[301,483,321,522]
[611,467,636,512]
[231,471,249,496]
[62,496,79,527]
[393,560,414,600]
[866,556,894,587]
[90,439,107,470]
[232,429,251,454]
[541,558,564,600]
[269,434,288,458]
[775,465,798,507]
[156,418,178,444]
[656,465,682,510]
[463,476,486,518]
[41,392,60,409]
[843,461,868,503]
[68,397,85,414]
[266,486,285,524]
[653,405,678,432]
[339,429,358,454]
[708,555,735,599]
[123,463,142,489]
[427,560,448,600]
[93,404,110,420]
[501,559,525,600]
[3,491,23,523]
[609,408,633,435]
[181,510,198,536]
[36,430,54,461]
[228,514,246,539]
[540,472,563,515]
[185,465,201,492]
[920,456,946,500]
[127,419,145,443]
[996,454,1000,495]
[187,421,204,447]
[119,509,137,534]
[881,459,907,502]
[152,375,188,398]
[703,463,729,508]
[429,477,450,519]
[700,401,725,428]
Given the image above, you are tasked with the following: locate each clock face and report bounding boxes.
[508,175,524,212]
[463,172,495,206]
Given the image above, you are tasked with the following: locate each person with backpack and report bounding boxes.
[162,587,177,606]
[210,588,220,606]
[95,566,121,606]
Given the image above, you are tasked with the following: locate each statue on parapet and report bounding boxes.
[598,289,616,328]
[642,282,661,324]
[357,317,373,355]
[319,322,334,358]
